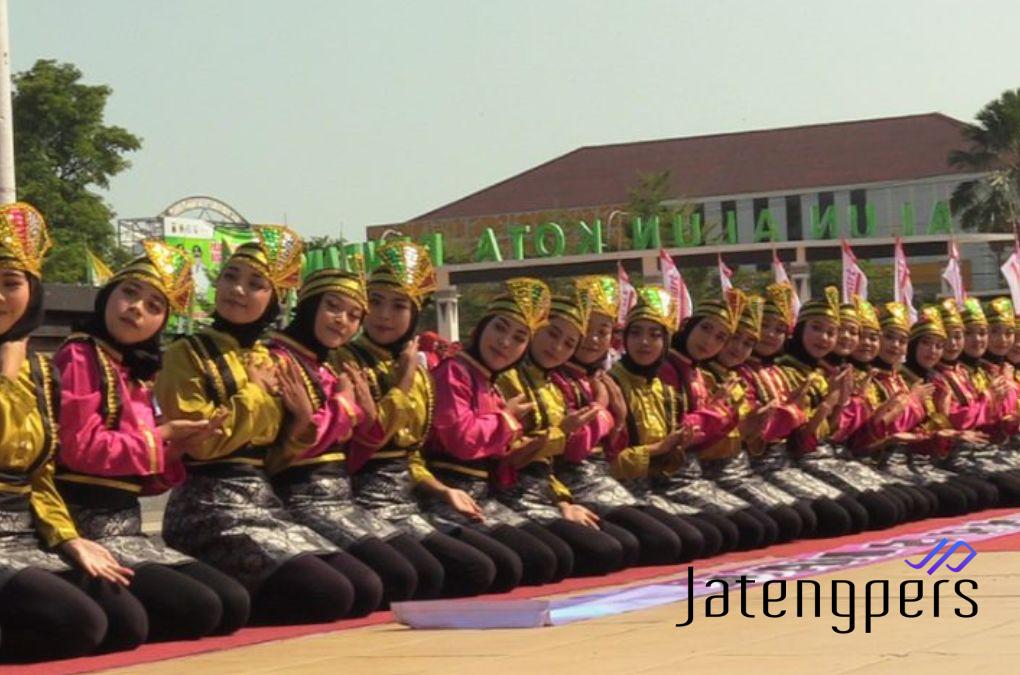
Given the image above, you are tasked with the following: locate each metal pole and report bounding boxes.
[0,0,15,204]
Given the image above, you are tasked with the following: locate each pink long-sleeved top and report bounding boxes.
[932,362,990,431]
[424,352,523,473]
[734,360,807,445]
[55,338,182,495]
[549,362,617,463]
[973,359,1020,442]
[659,349,738,449]
[848,366,929,456]
[264,333,368,474]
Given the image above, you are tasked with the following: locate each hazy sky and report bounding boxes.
[9,0,1020,241]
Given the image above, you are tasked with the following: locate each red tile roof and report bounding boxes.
[412,113,972,221]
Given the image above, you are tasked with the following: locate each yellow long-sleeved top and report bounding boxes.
[606,362,678,481]
[0,353,78,548]
[699,361,753,460]
[332,335,432,475]
[495,358,572,498]
[154,328,308,465]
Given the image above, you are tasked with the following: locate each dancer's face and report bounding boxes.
[717,330,756,368]
[215,261,273,325]
[754,315,787,357]
[0,268,31,336]
[834,320,861,357]
[802,318,838,360]
[531,317,581,370]
[1008,337,1020,365]
[105,280,167,345]
[914,334,945,370]
[685,317,730,362]
[944,327,965,361]
[478,315,530,372]
[988,323,1015,357]
[853,328,881,363]
[364,288,413,346]
[314,292,364,349]
[573,313,613,366]
[626,320,667,367]
[878,327,909,366]
[963,324,988,359]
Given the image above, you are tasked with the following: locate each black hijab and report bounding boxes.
[621,321,669,380]
[211,295,281,349]
[282,294,331,362]
[0,275,44,345]
[465,314,528,379]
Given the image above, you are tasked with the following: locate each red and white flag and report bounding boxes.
[617,261,637,326]
[841,239,868,302]
[718,254,734,294]
[1000,232,1020,311]
[659,249,692,328]
[771,249,802,316]
[893,237,918,323]
[941,239,966,308]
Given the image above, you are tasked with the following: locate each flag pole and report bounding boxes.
[0,0,17,204]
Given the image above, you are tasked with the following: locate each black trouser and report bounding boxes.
[856,490,901,529]
[810,497,853,537]
[604,505,683,565]
[250,554,355,625]
[639,506,715,560]
[543,519,627,576]
[348,536,421,604]
[790,500,819,538]
[453,527,528,592]
[128,561,250,641]
[765,505,804,543]
[319,550,384,617]
[421,530,502,596]
[373,534,444,600]
[0,567,109,662]
[952,475,1000,510]
[737,507,778,549]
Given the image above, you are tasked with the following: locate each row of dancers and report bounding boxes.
[2,200,1020,662]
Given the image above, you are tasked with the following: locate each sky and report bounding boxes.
[8,0,1020,242]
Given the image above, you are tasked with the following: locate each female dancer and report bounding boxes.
[551,276,718,560]
[155,225,370,623]
[55,242,250,641]
[0,203,142,661]
[614,288,763,552]
[267,265,432,604]
[699,293,813,542]
[334,241,524,595]
[421,278,588,581]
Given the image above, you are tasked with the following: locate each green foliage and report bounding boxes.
[12,60,141,282]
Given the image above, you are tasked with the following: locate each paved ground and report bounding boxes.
[103,548,1018,674]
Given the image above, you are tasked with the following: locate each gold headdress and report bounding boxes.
[227,225,304,299]
[548,283,591,336]
[738,294,765,340]
[939,297,964,329]
[486,277,552,335]
[368,240,437,309]
[575,276,619,322]
[763,282,796,331]
[797,286,840,324]
[298,253,367,310]
[626,286,678,333]
[878,301,911,335]
[0,202,52,278]
[984,297,1016,328]
[853,295,880,332]
[910,305,947,341]
[961,297,987,327]
[110,240,194,313]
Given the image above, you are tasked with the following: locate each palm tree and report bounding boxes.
[949,88,1020,264]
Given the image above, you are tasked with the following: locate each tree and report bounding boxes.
[949,88,1020,264]
[12,60,142,282]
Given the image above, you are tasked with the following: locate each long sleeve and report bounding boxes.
[606,427,653,480]
[431,359,522,461]
[153,335,283,460]
[30,460,79,548]
[55,342,164,477]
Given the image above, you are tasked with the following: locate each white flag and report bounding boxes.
[894,237,918,323]
[617,262,637,326]
[841,240,868,302]
[772,249,802,316]
[941,239,966,308]
[659,249,692,328]
[1000,237,1020,312]
[718,254,734,294]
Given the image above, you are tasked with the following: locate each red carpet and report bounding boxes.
[10,507,1020,675]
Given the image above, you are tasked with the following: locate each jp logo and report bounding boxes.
[904,538,977,575]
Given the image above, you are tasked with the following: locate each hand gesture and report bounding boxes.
[397,337,420,381]
[599,374,627,428]
[444,488,485,522]
[560,502,600,529]
[561,404,600,436]
[60,538,134,586]
[246,360,279,393]
[342,363,377,425]
[505,393,536,421]
[509,432,548,468]
[0,338,28,379]
[278,360,315,431]
[590,376,610,409]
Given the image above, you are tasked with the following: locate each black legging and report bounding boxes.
[694,511,741,554]
[790,500,818,538]
[320,550,384,617]
[810,497,853,537]
[765,505,804,543]
[952,475,1000,510]
[598,520,641,569]
[640,506,717,560]
[349,536,421,604]
[887,484,934,520]
[540,519,625,577]
[836,496,870,532]
[984,472,1020,506]
[127,562,250,641]
[0,567,108,662]
[420,530,499,596]
[926,480,970,516]
[487,523,563,584]
[856,490,901,529]
[453,527,527,592]
[741,508,779,548]
[250,554,355,625]
[604,505,683,564]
